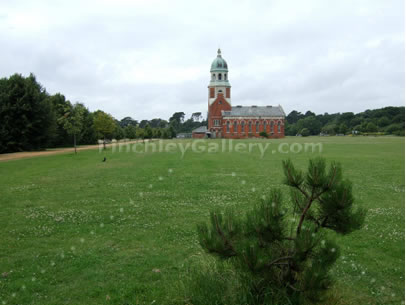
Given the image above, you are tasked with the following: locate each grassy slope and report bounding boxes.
[0,136,404,304]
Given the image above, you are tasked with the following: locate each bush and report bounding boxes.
[259,131,268,138]
[196,158,366,304]
[300,128,310,137]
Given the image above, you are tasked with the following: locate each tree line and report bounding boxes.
[0,74,206,153]
[286,108,404,136]
[0,73,404,153]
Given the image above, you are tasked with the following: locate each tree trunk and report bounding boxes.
[74,134,77,154]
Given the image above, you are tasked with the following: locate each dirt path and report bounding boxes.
[0,141,143,162]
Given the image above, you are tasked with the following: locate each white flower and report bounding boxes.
[119,208,124,213]
[231,172,236,177]
[158,176,163,181]
[321,240,326,246]
[50,261,55,266]
[241,180,246,185]
[168,169,173,174]
[149,184,153,189]
[41,269,45,274]
[331,248,336,253]
[80,238,85,243]
[70,246,76,251]
[110,215,114,220]
[32,277,36,282]
[251,187,256,192]
[100,223,104,228]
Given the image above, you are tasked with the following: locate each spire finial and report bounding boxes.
[217,48,221,57]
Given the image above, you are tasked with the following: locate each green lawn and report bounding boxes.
[0,136,404,304]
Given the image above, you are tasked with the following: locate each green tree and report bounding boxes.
[136,128,145,143]
[197,158,365,304]
[125,125,137,139]
[59,103,85,154]
[300,128,310,137]
[339,123,348,134]
[93,111,116,149]
[144,124,153,139]
[0,73,56,153]
[366,122,378,132]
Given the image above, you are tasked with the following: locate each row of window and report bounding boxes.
[212,73,227,81]
[225,120,282,133]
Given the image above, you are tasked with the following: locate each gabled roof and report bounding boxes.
[223,105,285,117]
[192,126,208,133]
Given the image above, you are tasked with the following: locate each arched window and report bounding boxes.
[263,121,266,132]
[249,121,252,133]
[218,73,222,80]
[234,121,237,133]
[270,121,274,134]
[256,121,259,133]
[278,121,281,133]
[241,121,245,132]
[226,121,230,133]
[212,74,215,80]
[225,73,227,80]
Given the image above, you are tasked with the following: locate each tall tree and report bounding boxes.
[0,73,56,153]
[60,103,85,154]
[93,111,116,149]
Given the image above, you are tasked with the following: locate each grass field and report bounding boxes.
[0,136,404,305]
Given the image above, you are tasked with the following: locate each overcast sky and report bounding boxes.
[0,0,404,121]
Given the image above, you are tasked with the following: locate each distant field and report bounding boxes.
[0,136,404,304]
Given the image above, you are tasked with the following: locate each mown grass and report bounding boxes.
[0,136,404,304]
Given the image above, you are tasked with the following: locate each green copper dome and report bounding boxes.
[210,49,228,72]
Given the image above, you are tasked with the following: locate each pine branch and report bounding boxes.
[213,213,237,257]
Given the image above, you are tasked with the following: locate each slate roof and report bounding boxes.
[192,126,208,133]
[223,105,285,117]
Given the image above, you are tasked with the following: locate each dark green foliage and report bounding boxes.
[259,131,268,138]
[300,128,310,137]
[286,107,405,136]
[197,158,366,304]
[0,73,56,153]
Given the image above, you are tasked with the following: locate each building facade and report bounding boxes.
[206,49,285,139]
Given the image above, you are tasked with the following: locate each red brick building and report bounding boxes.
[202,49,285,139]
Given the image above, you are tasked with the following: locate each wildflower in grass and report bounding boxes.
[50,261,55,266]
[251,187,256,192]
[110,215,114,220]
[80,238,85,243]
[70,246,76,251]
[41,269,45,274]
[168,168,173,174]
[100,223,104,228]
[120,208,124,213]
[231,172,236,177]
[158,176,163,181]
[241,180,246,185]
[32,277,36,282]
[11,293,16,298]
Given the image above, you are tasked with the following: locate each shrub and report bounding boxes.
[197,158,366,304]
[259,131,268,138]
[300,128,310,137]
